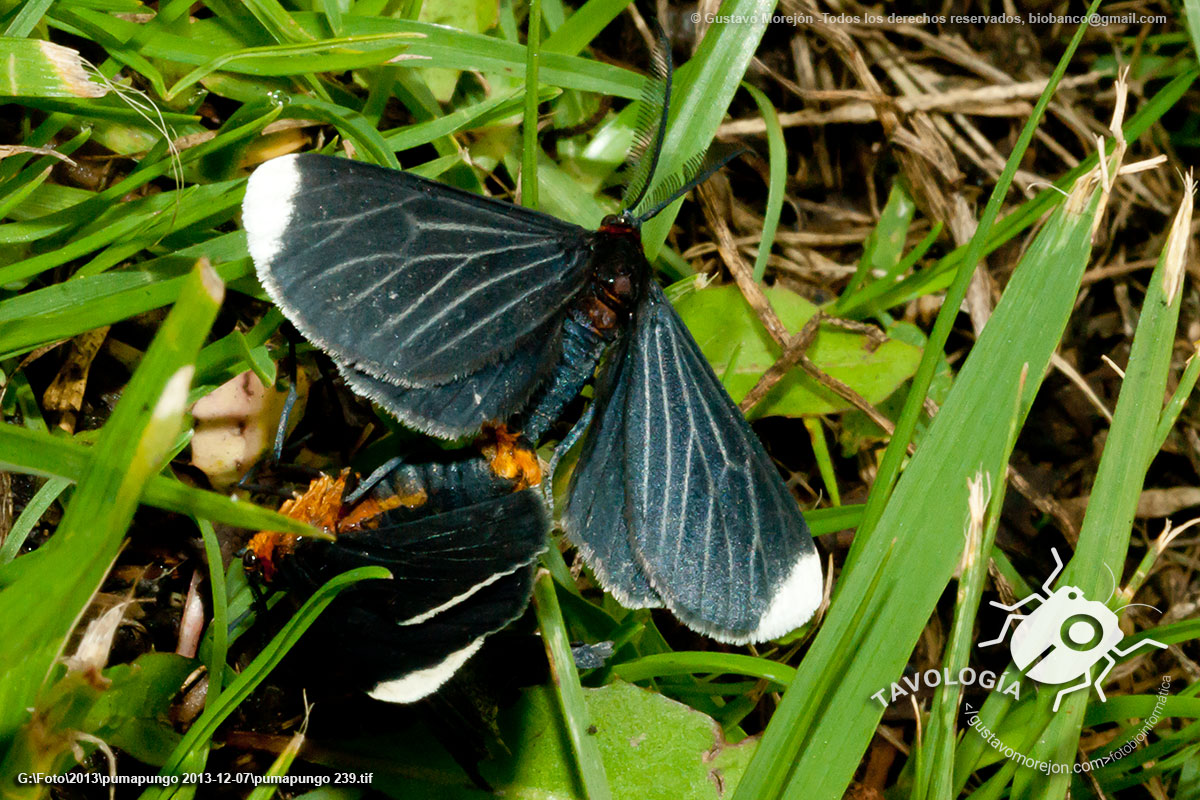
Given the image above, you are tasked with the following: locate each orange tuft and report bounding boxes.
[246,470,350,583]
[342,488,427,530]
[283,470,350,532]
[481,424,542,490]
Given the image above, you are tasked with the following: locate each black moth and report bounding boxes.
[242,37,821,645]
[244,436,547,703]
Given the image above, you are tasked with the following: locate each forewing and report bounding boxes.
[308,489,548,625]
[623,284,822,644]
[244,153,594,385]
[333,324,560,438]
[561,336,662,609]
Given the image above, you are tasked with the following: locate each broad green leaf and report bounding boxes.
[371,682,757,799]
[488,682,756,799]
[674,285,921,418]
[92,653,198,766]
[838,322,951,453]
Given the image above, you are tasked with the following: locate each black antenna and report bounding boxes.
[620,22,672,214]
[633,141,746,223]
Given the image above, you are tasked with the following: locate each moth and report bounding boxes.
[243,432,546,703]
[243,35,821,645]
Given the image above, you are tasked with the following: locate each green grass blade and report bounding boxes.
[1184,0,1200,59]
[533,569,612,800]
[0,251,252,359]
[0,476,69,565]
[0,423,320,538]
[0,260,223,771]
[542,0,627,56]
[850,0,1101,550]
[804,418,840,506]
[744,82,786,283]
[145,566,391,798]
[521,0,543,209]
[0,109,277,249]
[734,181,1102,800]
[164,34,417,100]
[383,87,556,153]
[2,0,55,37]
[1155,344,1200,451]
[246,732,305,800]
[0,38,107,97]
[0,181,245,284]
[1012,180,1193,800]
[835,182,916,312]
[68,11,642,98]
[283,97,399,168]
[243,0,317,44]
[613,652,796,688]
[918,376,1023,800]
[195,518,228,712]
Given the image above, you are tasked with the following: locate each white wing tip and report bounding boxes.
[367,638,485,704]
[738,551,823,645]
[243,154,303,272]
[678,551,823,646]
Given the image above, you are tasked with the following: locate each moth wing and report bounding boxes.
[333,324,560,438]
[244,154,594,386]
[313,489,548,625]
[561,335,662,610]
[317,565,538,703]
[621,283,822,644]
[290,488,546,703]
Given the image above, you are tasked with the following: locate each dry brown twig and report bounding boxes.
[695,184,900,437]
[717,72,1102,135]
[739,312,824,412]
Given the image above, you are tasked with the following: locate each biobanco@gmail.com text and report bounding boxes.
[691,12,1167,26]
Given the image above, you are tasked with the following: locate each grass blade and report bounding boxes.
[743,82,786,283]
[734,180,1103,800]
[0,260,223,776]
[533,569,612,800]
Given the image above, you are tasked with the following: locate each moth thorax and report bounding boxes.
[585,220,644,331]
[582,267,638,336]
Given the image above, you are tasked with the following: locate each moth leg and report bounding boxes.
[232,547,273,630]
[271,335,300,463]
[343,456,406,506]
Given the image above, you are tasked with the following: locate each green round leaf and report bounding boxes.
[673,284,921,418]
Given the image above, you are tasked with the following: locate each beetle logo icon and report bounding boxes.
[979,548,1166,711]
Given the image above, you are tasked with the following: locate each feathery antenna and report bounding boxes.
[633,141,746,223]
[619,23,672,214]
